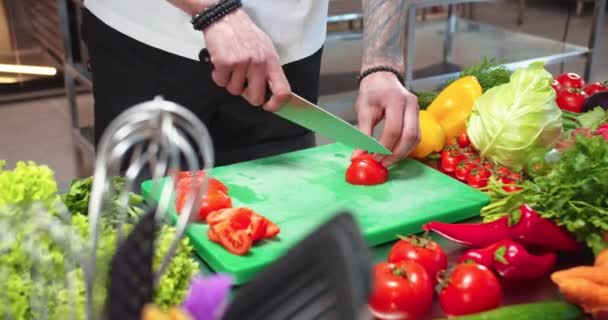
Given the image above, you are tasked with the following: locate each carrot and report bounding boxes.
[551,266,608,286]
[557,278,608,308]
[595,249,608,268]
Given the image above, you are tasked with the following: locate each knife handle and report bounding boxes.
[199,49,273,103]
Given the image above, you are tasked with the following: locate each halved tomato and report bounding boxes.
[212,222,252,256]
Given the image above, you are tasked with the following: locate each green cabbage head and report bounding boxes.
[466,62,563,171]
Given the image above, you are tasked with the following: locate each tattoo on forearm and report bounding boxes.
[362,0,410,71]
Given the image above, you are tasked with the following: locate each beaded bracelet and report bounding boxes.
[191,0,242,31]
[357,66,405,86]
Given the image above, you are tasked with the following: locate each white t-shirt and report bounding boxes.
[84,0,329,65]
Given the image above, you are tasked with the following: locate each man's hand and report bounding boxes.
[168,0,290,111]
[203,9,290,111]
[355,72,420,167]
[356,0,419,166]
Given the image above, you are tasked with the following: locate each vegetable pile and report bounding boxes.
[404,59,608,319]
[174,170,280,255]
[0,161,200,319]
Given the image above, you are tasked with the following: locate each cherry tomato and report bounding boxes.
[440,151,460,174]
[439,263,502,317]
[550,79,562,93]
[483,161,494,171]
[368,261,434,320]
[557,88,588,113]
[457,132,471,148]
[583,81,608,96]
[454,161,474,182]
[555,72,586,90]
[497,166,511,177]
[345,153,389,185]
[503,185,523,193]
[387,236,448,285]
[212,222,252,256]
[467,168,490,188]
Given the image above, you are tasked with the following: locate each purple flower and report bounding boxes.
[183,274,233,320]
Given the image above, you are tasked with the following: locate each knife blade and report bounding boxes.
[276,93,392,155]
[198,49,391,155]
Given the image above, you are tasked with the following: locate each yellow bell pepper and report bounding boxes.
[427,76,482,143]
[411,110,446,159]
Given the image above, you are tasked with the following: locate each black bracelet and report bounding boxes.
[191,0,242,31]
[357,66,404,86]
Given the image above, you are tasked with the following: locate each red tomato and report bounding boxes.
[207,207,253,226]
[583,82,608,96]
[439,263,502,316]
[248,214,269,242]
[264,220,281,238]
[497,166,511,177]
[345,153,389,185]
[175,171,228,194]
[368,261,434,320]
[387,236,448,285]
[207,228,220,243]
[440,151,460,174]
[457,132,471,148]
[454,161,474,182]
[175,189,233,221]
[482,161,494,171]
[556,89,588,113]
[212,222,252,256]
[555,72,586,90]
[550,79,562,93]
[503,185,523,193]
[467,168,490,188]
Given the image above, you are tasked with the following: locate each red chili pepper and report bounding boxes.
[424,205,579,251]
[508,204,579,251]
[492,239,557,280]
[422,217,510,247]
[457,242,503,269]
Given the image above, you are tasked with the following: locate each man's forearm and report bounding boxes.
[361,0,412,73]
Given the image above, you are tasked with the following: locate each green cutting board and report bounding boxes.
[141,143,489,284]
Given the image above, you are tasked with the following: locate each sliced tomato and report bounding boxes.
[264,220,281,238]
[197,191,232,220]
[248,214,269,242]
[175,171,228,194]
[207,228,220,243]
[207,207,253,226]
[229,208,253,230]
[212,222,252,255]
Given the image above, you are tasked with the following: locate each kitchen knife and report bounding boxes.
[277,93,392,155]
[199,49,392,155]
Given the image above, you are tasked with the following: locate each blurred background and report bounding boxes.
[0,0,606,190]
